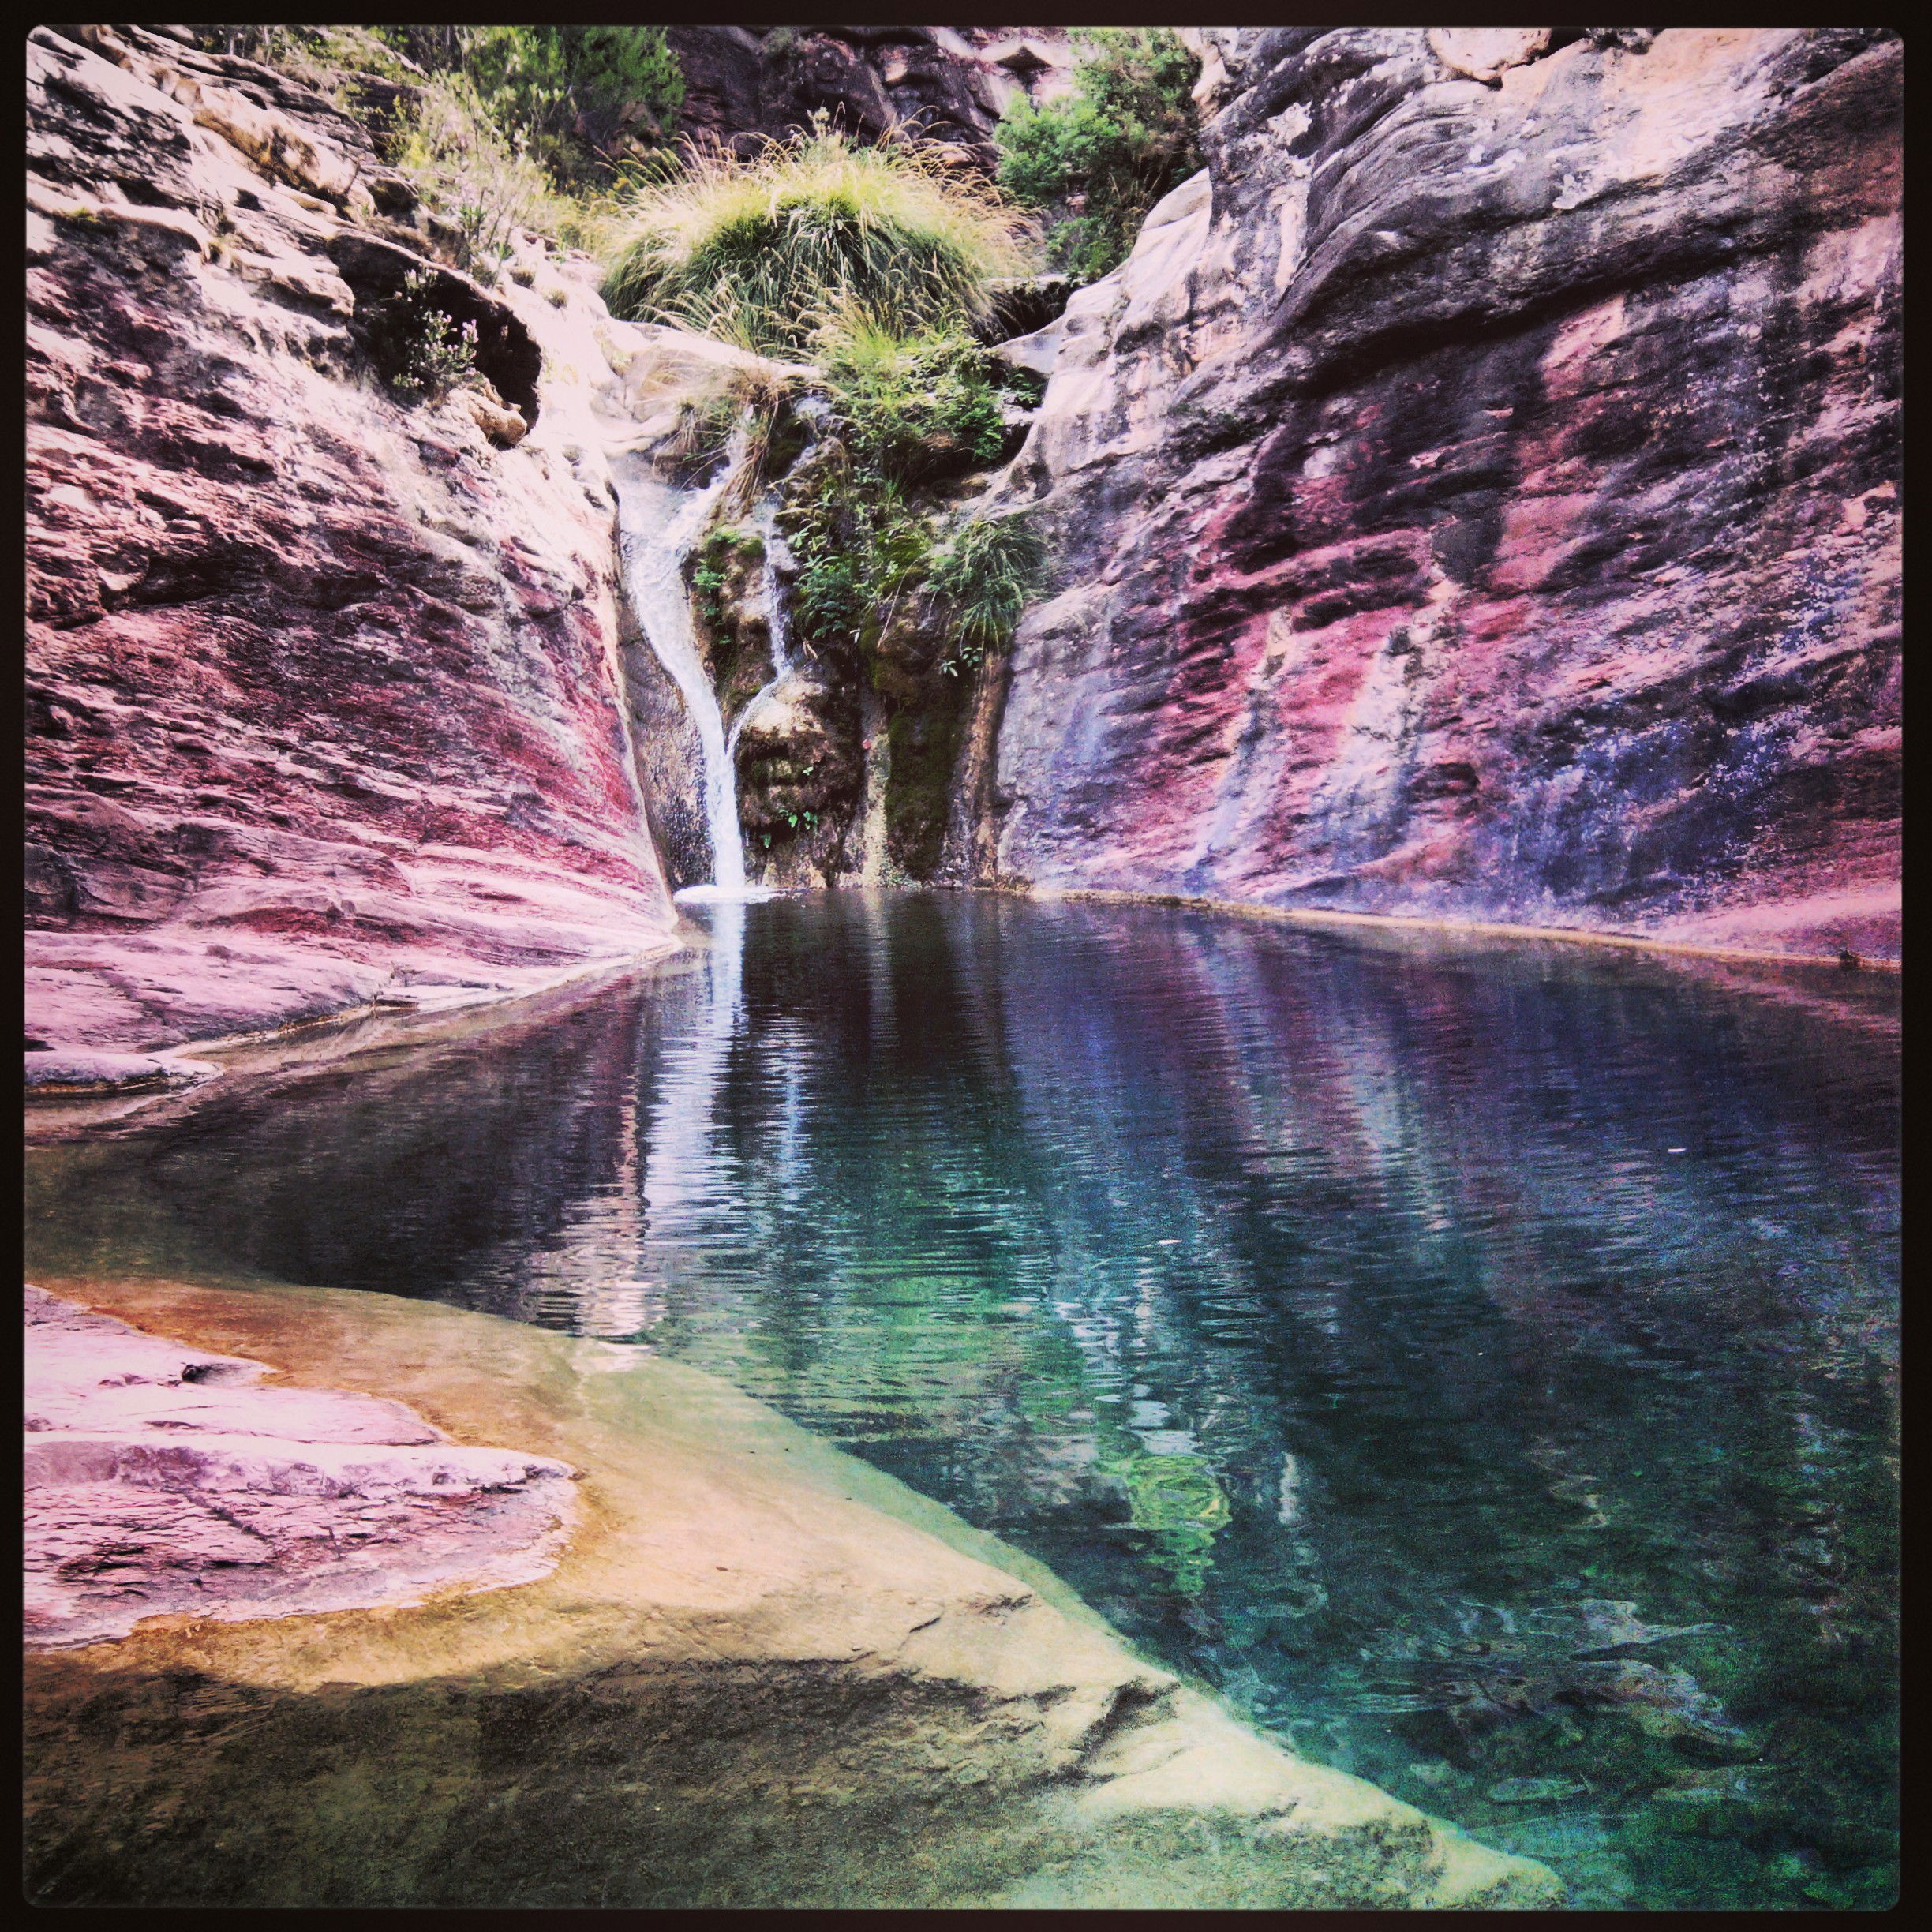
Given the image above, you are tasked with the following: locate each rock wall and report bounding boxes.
[665,24,1073,168]
[964,29,1900,961]
[26,24,682,1056]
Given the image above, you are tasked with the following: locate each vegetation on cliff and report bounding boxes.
[600,127,1032,354]
[598,125,1049,878]
[185,24,682,284]
[995,28,1202,281]
[185,28,1060,880]
[192,24,683,191]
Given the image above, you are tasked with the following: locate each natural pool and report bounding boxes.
[26,892,1899,1911]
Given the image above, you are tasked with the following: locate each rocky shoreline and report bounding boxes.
[25,1285,578,1648]
[23,1274,1560,1908]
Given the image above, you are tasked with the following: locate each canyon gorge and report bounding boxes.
[23,22,1900,1914]
[25,24,1899,1083]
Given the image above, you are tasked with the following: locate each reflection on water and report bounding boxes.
[26,893,1899,1911]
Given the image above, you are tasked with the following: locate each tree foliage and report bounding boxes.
[995,28,1202,283]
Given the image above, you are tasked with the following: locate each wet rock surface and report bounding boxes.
[23,1049,220,1097]
[23,1275,1559,1908]
[24,1286,577,1648]
[966,29,1900,960]
[26,24,681,1057]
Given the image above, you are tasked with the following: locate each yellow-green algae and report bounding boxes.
[25,1273,1561,1908]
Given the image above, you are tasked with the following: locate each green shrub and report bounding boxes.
[691,524,764,631]
[365,268,480,404]
[816,314,1009,483]
[779,316,1019,661]
[388,73,571,283]
[600,126,1036,355]
[995,28,1201,283]
[375,25,683,190]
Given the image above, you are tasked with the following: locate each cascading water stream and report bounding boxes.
[610,430,767,901]
[723,496,799,768]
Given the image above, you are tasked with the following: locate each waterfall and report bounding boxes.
[723,496,799,768]
[610,432,772,901]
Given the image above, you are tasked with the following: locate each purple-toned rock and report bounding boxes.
[26,25,682,1060]
[23,1286,578,1648]
[22,1048,219,1095]
[665,25,1073,168]
[958,29,1900,962]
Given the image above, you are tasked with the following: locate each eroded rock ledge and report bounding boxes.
[24,1286,577,1646]
[23,1277,1562,1908]
[26,24,682,1065]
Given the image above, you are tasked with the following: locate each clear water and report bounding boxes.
[25,893,1899,1910]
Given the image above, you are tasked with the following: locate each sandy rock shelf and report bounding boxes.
[23,1276,1559,1908]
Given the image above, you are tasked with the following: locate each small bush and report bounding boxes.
[375,25,683,191]
[815,314,1009,484]
[600,126,1037,355]
[366,268,479,404]
[391,73,567,283]
[996,28,1201,283]
[691,524,764,631]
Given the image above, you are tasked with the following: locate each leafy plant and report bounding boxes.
[995,28,1202,283]
[375,24,683,189]
[600,125,1037,355]
[927,515,1047,672]
[389,73,571,283]
[691,524,764,631]
[816,314,1009,483]
[365,268,479,404]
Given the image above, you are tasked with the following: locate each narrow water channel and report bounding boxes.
[25,893,1899,1911]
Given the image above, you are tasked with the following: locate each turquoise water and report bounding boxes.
[27,893,1899,1909]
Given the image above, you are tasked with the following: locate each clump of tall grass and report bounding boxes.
[600,126,1038,355]
[813,307,1009,482]
[927,515,1047,672]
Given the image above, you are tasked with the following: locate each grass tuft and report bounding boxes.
[600,127,1038,354]
[927,515,1047,672]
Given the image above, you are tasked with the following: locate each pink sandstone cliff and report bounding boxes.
[957,29,1900,961]
[26,24,682,1070]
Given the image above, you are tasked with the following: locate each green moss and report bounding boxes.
[688,523,773,713]
[883,677,971,879]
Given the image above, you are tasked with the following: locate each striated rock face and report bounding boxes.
[965,29,1900,960]
[26,24,682,1056]
[24,1286,576,1648]
[665,24,1073,169]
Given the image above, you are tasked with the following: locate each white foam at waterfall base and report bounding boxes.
[673,883,779,904]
